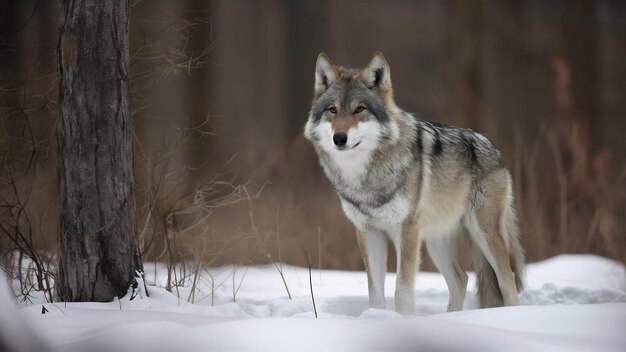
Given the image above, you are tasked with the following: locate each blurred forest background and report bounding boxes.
[1,0,624,282]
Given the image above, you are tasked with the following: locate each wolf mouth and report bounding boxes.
[336,141,361,151]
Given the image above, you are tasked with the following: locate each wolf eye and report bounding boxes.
[328,107,337,114]
[354,106,365,113]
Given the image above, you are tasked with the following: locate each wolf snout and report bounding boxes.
[333,133,348,148]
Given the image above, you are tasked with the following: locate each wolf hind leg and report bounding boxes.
[356,228,388,309]
[468,220,520,306]
[465,171,521,307]
[426,231,468,312]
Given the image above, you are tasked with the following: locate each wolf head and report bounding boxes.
[304,52,400,154]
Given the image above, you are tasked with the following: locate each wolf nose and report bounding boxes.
[333,133,348,147]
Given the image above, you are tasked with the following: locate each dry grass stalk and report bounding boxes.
[305,250,318,318]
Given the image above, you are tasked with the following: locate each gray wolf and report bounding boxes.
[304,52,525,314]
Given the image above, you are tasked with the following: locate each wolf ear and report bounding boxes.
[314,52,338,97]
[360,51,391,90]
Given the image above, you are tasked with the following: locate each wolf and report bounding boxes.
[304,52,525,314]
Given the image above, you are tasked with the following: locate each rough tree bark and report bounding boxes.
[57,0,144,302]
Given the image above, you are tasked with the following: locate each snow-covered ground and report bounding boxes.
[4,254,626,351]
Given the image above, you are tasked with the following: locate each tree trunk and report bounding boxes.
[57,0,143,302]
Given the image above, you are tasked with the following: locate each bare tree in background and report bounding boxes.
[56,0,144,302]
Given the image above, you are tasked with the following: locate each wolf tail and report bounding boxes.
[472,181,525,308]
[473,248,502,308]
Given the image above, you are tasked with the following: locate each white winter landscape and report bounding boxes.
[2,254,626,351]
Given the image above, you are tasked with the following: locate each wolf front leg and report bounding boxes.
[393,219,421,315]
[356,228,388,309]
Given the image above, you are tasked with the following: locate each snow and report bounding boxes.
[3,254,626,351]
